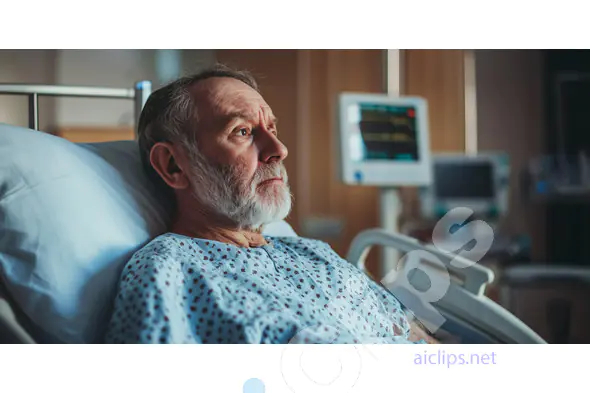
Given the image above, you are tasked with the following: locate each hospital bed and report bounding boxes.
[347,230,545,343]
[0,81,546,344]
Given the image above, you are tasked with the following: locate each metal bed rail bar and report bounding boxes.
[0,81,152,132]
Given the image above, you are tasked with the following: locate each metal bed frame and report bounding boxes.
[347,229,547,343]
[0,80,153,343]
[0,80,152,132]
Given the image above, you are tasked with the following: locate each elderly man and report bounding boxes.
[104,64,434,344]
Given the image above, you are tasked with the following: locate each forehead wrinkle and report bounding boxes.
[219,102,275,127]
[190,78,275,132]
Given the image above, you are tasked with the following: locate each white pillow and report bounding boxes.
[0,124,171,343]
[262,220,298,237]
[0,123,298,343]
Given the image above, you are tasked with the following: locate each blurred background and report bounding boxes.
[2,49,589,343]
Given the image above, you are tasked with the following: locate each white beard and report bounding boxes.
[186,147,292,230]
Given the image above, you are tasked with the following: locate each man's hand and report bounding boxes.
[408,320,440,344]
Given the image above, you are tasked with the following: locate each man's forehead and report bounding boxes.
[191,77,271,116]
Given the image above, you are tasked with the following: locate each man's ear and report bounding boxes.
[149,142,190,190]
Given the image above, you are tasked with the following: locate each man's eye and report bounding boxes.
[238,128,251,136]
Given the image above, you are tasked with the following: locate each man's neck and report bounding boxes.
[170,208,268,248]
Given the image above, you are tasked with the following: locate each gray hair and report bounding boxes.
[136,63,259,182]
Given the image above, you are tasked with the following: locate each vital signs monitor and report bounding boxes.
[420,153,510,219]
[337,93,432,186]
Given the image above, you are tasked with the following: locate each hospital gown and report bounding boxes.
[104,233,421,344]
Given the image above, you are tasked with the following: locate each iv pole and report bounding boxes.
[379,50,404,279]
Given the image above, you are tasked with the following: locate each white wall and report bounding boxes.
[54,50,216,127]
[475,50,546,259]
[0,50,57,130]
[0,49,217,130]
[54,50,154,127]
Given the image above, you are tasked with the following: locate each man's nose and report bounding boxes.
[259,131,288,164]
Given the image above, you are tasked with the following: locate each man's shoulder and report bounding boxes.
[127,232,209,269]
[134,232,189,257]
[272,235,331,248]
[120,233,211,279]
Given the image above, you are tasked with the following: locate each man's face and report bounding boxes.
[184,77,291,229]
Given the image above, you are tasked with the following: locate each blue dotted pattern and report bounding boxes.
[104,233,414,344]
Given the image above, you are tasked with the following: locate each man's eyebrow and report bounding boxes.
[222,111,278,127]
[222,111,255,124]
[216,111,252,129]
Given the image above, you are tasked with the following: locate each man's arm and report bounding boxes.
[104,255,200,344]
[408,320,440,344]
[362,271,441,343]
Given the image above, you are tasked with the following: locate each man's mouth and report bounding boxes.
[257,177,283,187]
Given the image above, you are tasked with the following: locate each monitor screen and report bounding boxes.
[353,103,420,161]
[434,161,495,199]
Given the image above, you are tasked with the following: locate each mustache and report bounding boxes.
[191,151,288,193]
[251,162,287,186]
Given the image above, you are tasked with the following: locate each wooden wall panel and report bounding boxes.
[404,50,466,152]
[54,127,134,143]
[400,50,467,222]
[300,50,385,274]
[306,51,331,217]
